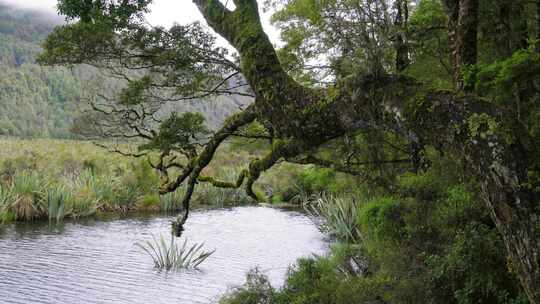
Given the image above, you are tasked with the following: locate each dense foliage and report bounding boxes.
[222,152,529,304]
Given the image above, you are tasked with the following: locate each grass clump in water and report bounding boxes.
[136,234,215,270]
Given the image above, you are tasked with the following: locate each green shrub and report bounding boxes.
[296,167,338,194]
[358,196,405,244]
[221,248,390,304]
[426,223,527,304]
[396,171,442,200]
[220,269,276,304]
[433,184,483,230]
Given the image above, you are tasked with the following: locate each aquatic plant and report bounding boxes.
[112,183,140,212]
[289,183,310,205]
[135,234,215,270]
[0,138,307,223]
[68,190,99,218]
[304,192,361,243]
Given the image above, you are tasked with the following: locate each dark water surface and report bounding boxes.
[0,206,327,304]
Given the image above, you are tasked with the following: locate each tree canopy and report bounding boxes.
[39,0,540,301]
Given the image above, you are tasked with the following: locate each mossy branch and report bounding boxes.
[166,105,257,237]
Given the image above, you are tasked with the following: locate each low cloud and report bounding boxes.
[0,0,57,12]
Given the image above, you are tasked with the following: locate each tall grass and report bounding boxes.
[8,172,46,221]
[160,187,186,212]
[0,138,317,223]
[304,192,361,243]
[0,184,13,223]
[195,167,253,207]
[44,185,70,222]
[0,184,11,206]
[135,234,215,270]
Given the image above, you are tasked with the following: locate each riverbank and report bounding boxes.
[0,137,315,223]
[0,137,365,224]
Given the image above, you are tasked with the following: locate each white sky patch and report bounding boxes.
[0,0,58,11]
[0,0,281,48]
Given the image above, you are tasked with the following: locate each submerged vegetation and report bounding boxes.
[135,234,215,270]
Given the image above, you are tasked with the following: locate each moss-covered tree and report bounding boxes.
[39,0,540,301]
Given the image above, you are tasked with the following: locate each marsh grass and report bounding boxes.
[44,184,70,222]
[136,234,215,270]
[196,167,253,207]
[160,187,186,212]
[8,172,46,221]
[0,137,317,223]
[305,192,361,243]
[0,184,13,222]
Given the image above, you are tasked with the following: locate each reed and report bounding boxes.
[136,234,215,270]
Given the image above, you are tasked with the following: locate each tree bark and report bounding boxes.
[414,95,540,302]
[394,0,410,72]
[443,0,478,90]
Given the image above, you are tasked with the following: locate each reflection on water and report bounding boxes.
[0,206,327,304]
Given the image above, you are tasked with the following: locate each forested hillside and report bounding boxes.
[0,4,81,137]
[0,4,250,137]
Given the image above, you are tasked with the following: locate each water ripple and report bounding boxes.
[0,206,327,304]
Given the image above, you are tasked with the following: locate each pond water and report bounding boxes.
[0,206,327,304]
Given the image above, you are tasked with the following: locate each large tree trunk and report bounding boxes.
[413,93,540,303]
[443,0,478,90]
[482,172,540,302]
[394,0,410,72]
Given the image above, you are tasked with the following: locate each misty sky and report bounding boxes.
[0,0,280,47]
